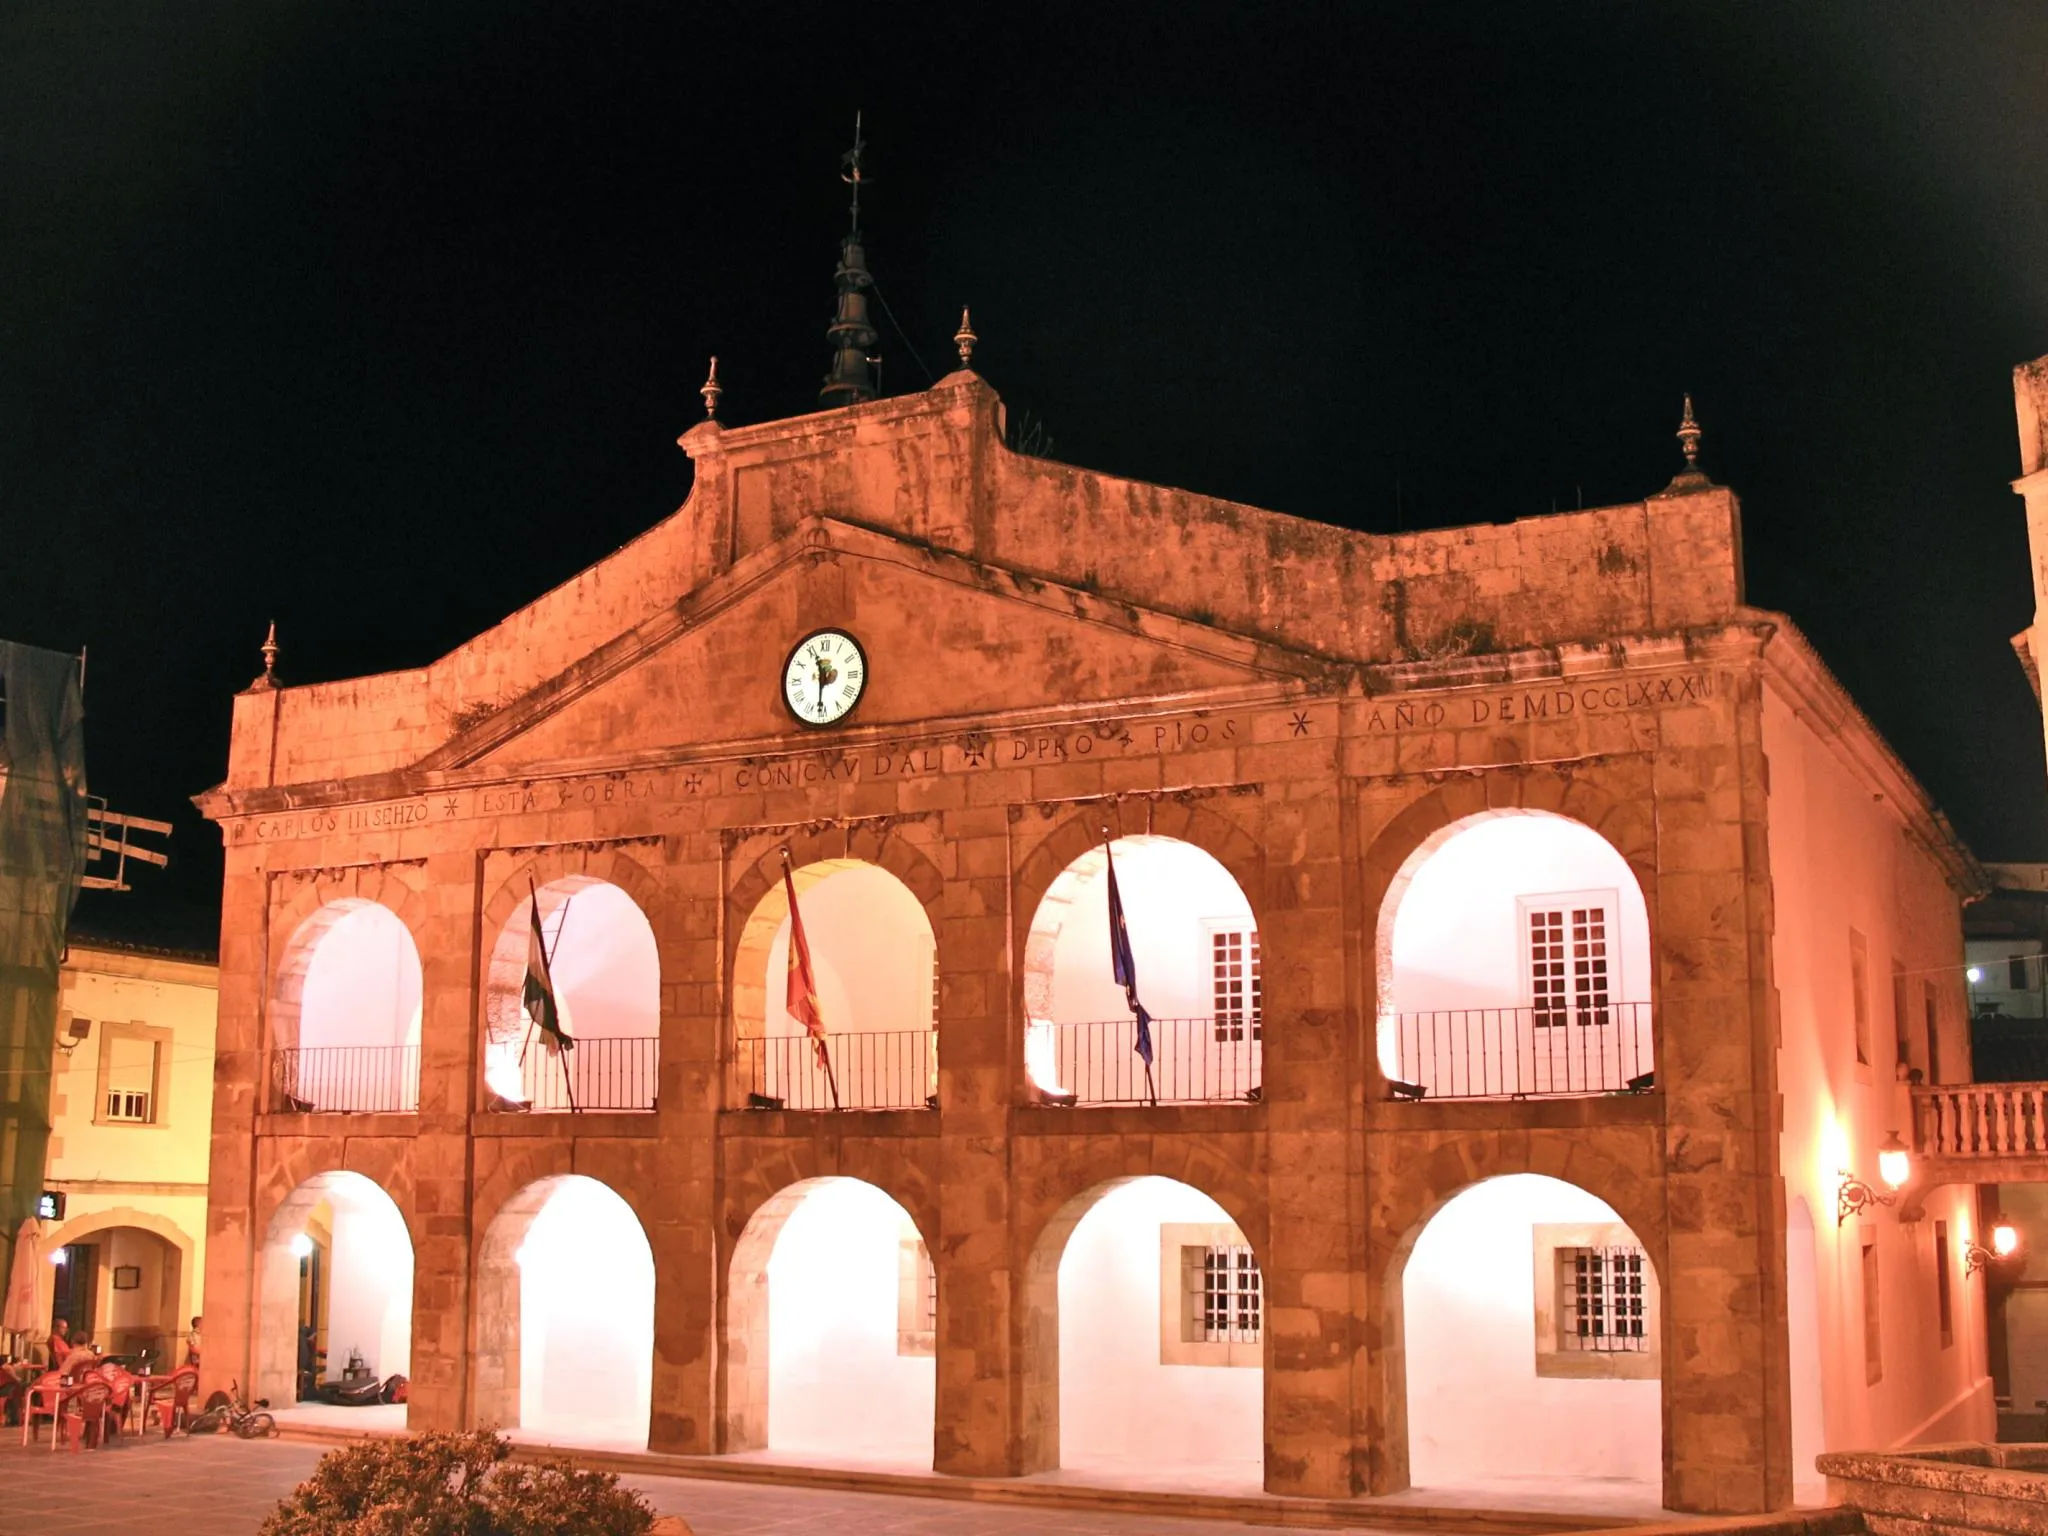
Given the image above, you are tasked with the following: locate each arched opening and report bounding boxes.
[1024,837,1259,1105]
[732,861,936,1111]
[1401,1174,1661,1500]
[722,1176,935,1464]
[476,1175,654,1449]
[483,879,660,1112]
[1787,1196,1827,1506]
[1022,1176,1263,1489]
[1377,811,1653,1098]
[276,900,422,1113]
[38,1212,194,1371]
[257,1171,412,1428]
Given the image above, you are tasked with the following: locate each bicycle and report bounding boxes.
[187,1379,279,1439]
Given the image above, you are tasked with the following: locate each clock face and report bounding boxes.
[782,629,868,726]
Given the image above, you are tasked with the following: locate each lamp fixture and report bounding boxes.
[288,1232,314,1259]
[1838,1132,1911,1225]
[1965,1218,2022,1278]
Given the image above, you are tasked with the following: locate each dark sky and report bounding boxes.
[5,4,2047,950]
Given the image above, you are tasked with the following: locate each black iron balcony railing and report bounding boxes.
[511,1034,659,1112]
[734,1029,936,1112]
[272,1045,420,1114]
[1030,1017,1262,1106]
[1385,1003,1655,1100]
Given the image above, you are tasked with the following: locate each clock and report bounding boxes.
[782,628,868,727]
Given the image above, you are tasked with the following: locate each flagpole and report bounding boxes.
[783,850,842,1111]
[1102,826,1160,1108]
[524,878,580,1112]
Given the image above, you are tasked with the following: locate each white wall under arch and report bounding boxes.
[762,1176,935,1462]
[1404,1173,1660,1488]
[1057,1176,1263,1480]
[298,902,423,1052]
[514,1175,654,1445]
[1788,1196,1828,1505]
[256,1170,412,1410]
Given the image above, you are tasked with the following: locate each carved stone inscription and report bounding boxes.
[1363,671,1712,734]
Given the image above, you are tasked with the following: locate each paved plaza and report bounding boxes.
[0,1433,1445,1536]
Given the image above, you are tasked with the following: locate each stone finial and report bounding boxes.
[1677,394,1702,471]
[701,356,722,421]
[954,306,978,369]
[253,621,279,690]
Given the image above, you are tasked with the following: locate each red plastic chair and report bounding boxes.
[56,1381,109,1452]
[144,1367,199,1437]
[19,1372,61,1447]
[92,1364,138,1436]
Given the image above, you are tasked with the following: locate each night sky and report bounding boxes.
[5,5,2046,951]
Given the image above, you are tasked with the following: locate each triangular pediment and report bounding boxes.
[430,519,1335,772]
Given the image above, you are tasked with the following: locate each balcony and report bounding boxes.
[272,1044,420,1114]
[1913,1083,2048,1158]
[1383,1003,1655,1100]
[735,1029,937,1112]
[1028,1017,1262,1106]
[506,1034,659,1113]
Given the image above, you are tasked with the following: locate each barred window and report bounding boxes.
[1559,1245,1647,1352]
[1211,930,1262,1043]
[1186,1243,1261,1344]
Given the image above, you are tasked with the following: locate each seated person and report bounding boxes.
[186,1316,201,1369]
[45,1319,74,1374]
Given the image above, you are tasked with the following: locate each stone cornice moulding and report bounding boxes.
[1750,607,1986,898]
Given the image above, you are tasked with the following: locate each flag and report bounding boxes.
[783,864,831,1070]
[524,898,573,1056]
[1103,841,1155,1066]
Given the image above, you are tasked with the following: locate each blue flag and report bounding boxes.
[1103,842,1155,1067]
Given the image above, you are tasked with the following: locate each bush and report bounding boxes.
[260,1429,656,1536]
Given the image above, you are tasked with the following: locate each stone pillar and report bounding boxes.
[934,807,1016,1476]
[200,853,267,1402]
[648,831,722,1454]
[406,850,483,1431]
[1246,775,1361,1499]
[1655,663,1788,1513]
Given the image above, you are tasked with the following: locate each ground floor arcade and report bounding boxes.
[205,1107,1798,1515]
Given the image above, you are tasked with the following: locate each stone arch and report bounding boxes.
[253,1170,415,1412]
[1365,770,1657,1099]
[1015,1147,1267,1476]
[479,846,665,1110]
[267,865,431,1057]
[36,1206,199,1356]
[720,1173,938,1460]
[1367,1130,1666,1495]
[472,1172,655,1444]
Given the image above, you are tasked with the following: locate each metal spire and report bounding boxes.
[819,114,880,409]
[954,306,977,369]
[701,356,722,420]
[1677,394,1702,471]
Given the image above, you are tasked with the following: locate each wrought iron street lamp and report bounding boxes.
[1838,1132,1912,1225]
[1965,1218,2022,1278]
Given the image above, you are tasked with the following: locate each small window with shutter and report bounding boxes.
[95,1023,169,1127]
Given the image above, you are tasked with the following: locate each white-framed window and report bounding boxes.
[1521,892,1616,1028]
[1159,1222,1261,1367]
[1209,926,1261,1043]
[95,1024,167,1128]
[897,1237,936,1356]
[1558,1245,1648,1353]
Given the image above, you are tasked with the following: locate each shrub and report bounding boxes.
[260,1429,656,1536]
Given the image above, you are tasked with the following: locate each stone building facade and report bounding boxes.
[196,367,1984,1513]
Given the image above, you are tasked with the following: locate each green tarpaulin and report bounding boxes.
[0,641,88,1305]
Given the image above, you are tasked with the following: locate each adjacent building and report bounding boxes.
[30,934,218,1364]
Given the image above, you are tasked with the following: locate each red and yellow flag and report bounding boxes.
[782,864,830,1069]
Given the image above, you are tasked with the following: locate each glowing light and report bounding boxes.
[1023,1017,1068,1096]
[1995,1222,2022,1258]
[1877,1132,1911,1192]
[484,1040,529,1105]
[513,1245,529,1269]
[49,1249,66,1266]
[289,1232,314,1259]
[1968,966,1984,985]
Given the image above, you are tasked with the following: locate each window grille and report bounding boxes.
[1531,906,1610,1027]
[1211,930,1261,1043]
[104,1088,152,1123]
[1558,1245,1646,1352]
[1193,1243,1261,1344]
